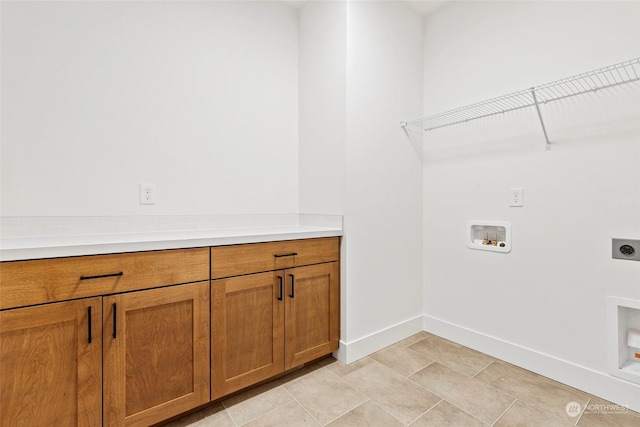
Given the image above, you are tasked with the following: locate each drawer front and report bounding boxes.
[0,248,210,310]
[211,237,339,279]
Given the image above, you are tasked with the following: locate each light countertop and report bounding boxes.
[0,215,343,261]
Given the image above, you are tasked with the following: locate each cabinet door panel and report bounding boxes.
[103,281,210,427]
[285,262,339,370]
[0,297,102,427]
[211,272,284,399]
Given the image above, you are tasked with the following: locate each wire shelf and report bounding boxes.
[401,57,640,149]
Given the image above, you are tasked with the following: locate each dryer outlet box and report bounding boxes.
[612,238,640,261]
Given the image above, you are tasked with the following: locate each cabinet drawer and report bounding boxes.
[0,248,210,310]
[211,237,339,279]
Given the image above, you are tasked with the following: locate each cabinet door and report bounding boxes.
[103,281,210,427]
[0,297,102,427]
[285,262,339,370]
[211,271,284,399]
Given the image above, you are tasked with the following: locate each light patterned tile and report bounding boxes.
[494,399,573,427]
[162,402,235,427]
[370,343,434,377]
[316,355,336,367]
[342,360,441,424]
[410,362,515,424]
[242,401,321,427]
[578,397,640,427]
[157,337,639,427]
[415,333,462,348]
[274,361,325,386]
[410,400,487,427]
[326,401,404,427]
[474,361,590,423]
[409,335,494,377]
[222,384,294,426]
[324,355,378,377]
[283,367,368,425]
[411,400,489,427]
[397,332,432,347]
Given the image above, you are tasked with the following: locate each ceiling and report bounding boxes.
[402,1,449,16]
[282,0,449,17]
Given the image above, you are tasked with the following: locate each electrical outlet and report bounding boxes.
[509,187,523,207]
[139,183,156,205]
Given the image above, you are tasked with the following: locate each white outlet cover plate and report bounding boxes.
[509,187,523,207]
[139,183,156,205]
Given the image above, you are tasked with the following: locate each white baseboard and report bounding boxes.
[334,315,423,365]
[422,314,640,413]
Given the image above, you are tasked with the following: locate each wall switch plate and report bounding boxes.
[612,238,640,261]
[139,183,156,205]
[509,187,523,207]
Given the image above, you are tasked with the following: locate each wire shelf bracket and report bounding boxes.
[401,57,640,150]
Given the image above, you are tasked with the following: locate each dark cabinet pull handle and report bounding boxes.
[87,306,92,344]
[112,303,117,339]
[80,272,123,281]
[289,274,295,298]
[277,276,283,301]
[274,252,297,258]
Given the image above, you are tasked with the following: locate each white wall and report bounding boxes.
[340,0,424,361]
[298,0,424,362]
[1,1,299,216]
[422,0,640,409]
[298,1,346,215]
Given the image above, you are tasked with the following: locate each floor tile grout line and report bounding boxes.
[319,362,375,407]
[405,360,437,389]
[338,358,447,426]
[472,360,496,378]
[229,384,297,427]
[490,397,518,426]
[410,359,520,405]
[319,398,372,427]
[281,382,315,425]
[221,399,242,427]
[400,332,431,348]
[403,361,489,425]
[574,397,591,426]
[405,340,498,380]
[405,398,443,426]
[433,398,492,427]
[283,365,370,427]
[403,358,437,378]
[470,365,592,425]
[238,397,301,426]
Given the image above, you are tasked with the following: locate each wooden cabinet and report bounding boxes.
[211,272,285,399]
[103,281,210,427]
[284,262,340,370]
[0,248,210,427]
[0,236,340,425]
[211,238,340,399]
[0,248,210,310]
[0,297,103,427]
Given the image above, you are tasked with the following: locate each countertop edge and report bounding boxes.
[0,228,343,262]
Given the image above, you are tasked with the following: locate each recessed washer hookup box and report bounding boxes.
[467,221,511,253]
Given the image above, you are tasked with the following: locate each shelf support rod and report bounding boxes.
[530,87,551,150]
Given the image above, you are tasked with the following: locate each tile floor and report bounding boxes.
[163,332,640,426]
